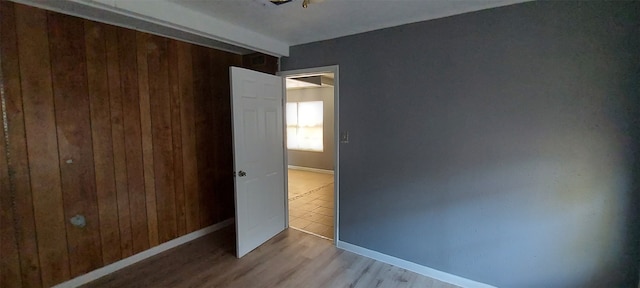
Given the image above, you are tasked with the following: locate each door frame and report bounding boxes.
[278,65,340,245]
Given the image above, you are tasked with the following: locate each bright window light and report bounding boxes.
[286,101,323,152]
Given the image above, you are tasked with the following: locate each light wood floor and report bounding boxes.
[84,226,459,288]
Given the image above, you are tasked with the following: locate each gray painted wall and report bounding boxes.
[287,86,335,170]
[281,1,640,287]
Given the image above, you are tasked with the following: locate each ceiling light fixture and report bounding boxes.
[269,0,293,5]
[302,0,325,9]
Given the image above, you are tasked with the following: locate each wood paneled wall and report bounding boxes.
[0,2,277,287]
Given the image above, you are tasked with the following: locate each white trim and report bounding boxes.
[52,218,235,288]
[287,165,334,175]
[279,65,340,245]
[336,240,496,288]
[282,76,291,230]
[11,0,289,57]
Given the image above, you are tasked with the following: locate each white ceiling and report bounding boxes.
[14,0,530,56]
[168,0,530,46]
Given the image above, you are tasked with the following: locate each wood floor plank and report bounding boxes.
[15,4,70,286]
[48,11,103,277]
[84,19,121,266]
[83,228,460,288]
[118,28,149,254]
[325,251,371,288]
[351,260,386,288]
[396,268,419,288]
[0,2,42,287]
[104,24,133,258]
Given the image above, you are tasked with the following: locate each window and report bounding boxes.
[286,101,323,151]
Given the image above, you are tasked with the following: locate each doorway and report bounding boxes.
[280,66,339,242]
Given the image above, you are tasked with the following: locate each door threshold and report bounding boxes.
[289,226,333,241]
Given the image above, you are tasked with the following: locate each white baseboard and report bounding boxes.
[53,218,235,288]
[336,240,495,288]
[288,165,334,174]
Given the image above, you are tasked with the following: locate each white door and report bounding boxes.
[230,66,286,258]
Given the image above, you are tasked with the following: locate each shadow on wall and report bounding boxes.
[344,121,638,286]
[623,85,640,288]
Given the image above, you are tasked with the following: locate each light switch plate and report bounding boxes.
[340,131,349,143]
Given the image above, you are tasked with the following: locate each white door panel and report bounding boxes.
[231,67,285,258]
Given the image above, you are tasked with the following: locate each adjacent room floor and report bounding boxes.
[288,169,334,239]
[84,226,460,288]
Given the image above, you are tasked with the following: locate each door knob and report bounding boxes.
[238,170,247,177]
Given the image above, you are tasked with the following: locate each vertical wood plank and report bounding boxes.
[147,35,177,243]
[192,45,216,227]
[84,20,121,265]
[105,24,133,258]
[0,30,22,287]
[177,42,200,233]
[211,50,239,221]
[168,39,186,236]
[15,4,70,286]
[0,113,21,288]
[136,32,159,247]
[0,2,42,287]
[209,50,224,224]
[118,28,149,254]
[0,2,22,286]
[48,11,103,277]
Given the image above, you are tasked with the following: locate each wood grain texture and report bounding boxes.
[168,39,187,236]
[0,18,22,284]
[135,31,159,248]
[48,11,103,277]
[84,20,122,265]
[83,228,460,288]
[0,84,21,288]
[15,4,70,286]
[104,24,133,259]
[146,35,177,243]
[208,49,224,224]
[0,2,42,287]
[192,45,216,227]
[118,28,150,254]
[0,120,21,288]
[1,3,279,286]
[213,50,242,221]
[177,42,200,233]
